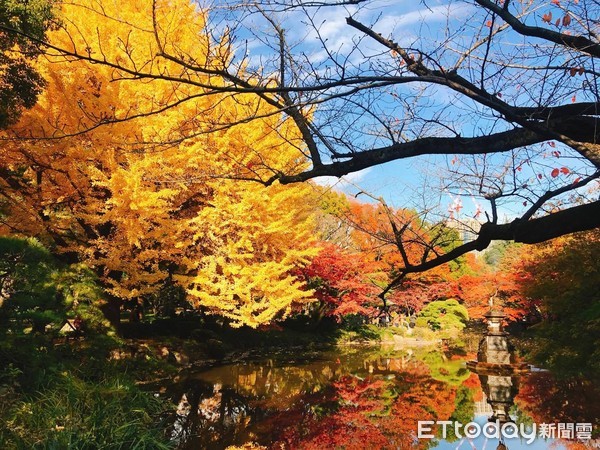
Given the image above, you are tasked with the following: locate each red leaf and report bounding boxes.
[560,167,570,175]
[573,177,582,185]
[486,20,492,27]
[542,12,552,23]
[551,168,560,178]
[571,94,577,103]
[538,174,543,180]
[562,14,571,27]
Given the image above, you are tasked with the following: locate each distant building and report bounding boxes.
[446,217,482,244]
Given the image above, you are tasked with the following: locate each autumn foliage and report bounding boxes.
[269,357,463,450]
[0,0,597,335]
[299,243,382,321]
[0,0,318,327]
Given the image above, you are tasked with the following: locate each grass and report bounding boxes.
[0,334,175,450]
[2,374,172,449]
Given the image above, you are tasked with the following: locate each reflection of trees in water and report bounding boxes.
[163,345,599,449]
[166,360,342,449]
[163,349,470,449]
[168,378,261,449]
[516,372,600,432]
[470,331,600,448]
[267,368,457,449]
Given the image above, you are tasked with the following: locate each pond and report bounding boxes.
[157,343,599,449]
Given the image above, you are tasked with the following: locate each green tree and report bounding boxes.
[0,236,107,335]
[416,299,469,333]
[427,223,471,277]
[0,0,55,127]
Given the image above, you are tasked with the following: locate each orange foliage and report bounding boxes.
[462,373,483,402]
[453,272,529,321]
[270,360,458,449]
[299,243,383,319]
[345,201,428,273]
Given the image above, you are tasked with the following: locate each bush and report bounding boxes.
[416,299,469,336]
[0,237,174,449]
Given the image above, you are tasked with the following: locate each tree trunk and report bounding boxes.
[100,295,122,333]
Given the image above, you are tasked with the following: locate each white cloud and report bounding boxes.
[376,3,473,35]
[283,2,474,65]
[313,167,373,189]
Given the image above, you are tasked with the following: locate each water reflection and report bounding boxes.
[163,347,464,449]
[466,306,529,424]
[160,343,598,450]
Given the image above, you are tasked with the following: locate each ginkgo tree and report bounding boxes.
[0,0,320,328]
[3,0,600,307]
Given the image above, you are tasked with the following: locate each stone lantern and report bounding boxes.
[485,308,506,335]
[479,305,513,365]
[466,296,529,424]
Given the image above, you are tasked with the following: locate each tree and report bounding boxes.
[415,299,469,333]
[302,198,469,319]
[0,0,55,128]
[0,0,320,328]
[511,229,600,374]
[299,243,382,322]
[1,0,599,293]
[0,236,107,335]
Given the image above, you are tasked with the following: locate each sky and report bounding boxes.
[266,0,488,217]
[207,0,599,225]
[429,414,571,450]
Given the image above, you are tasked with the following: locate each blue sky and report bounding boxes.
[211,0,599,223]
[427,414,569,450]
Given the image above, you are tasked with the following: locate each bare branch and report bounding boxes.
[475,0,600,58]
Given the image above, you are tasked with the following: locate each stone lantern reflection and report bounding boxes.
[467,296,529,423]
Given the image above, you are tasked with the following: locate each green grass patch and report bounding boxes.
[1,373,172,450]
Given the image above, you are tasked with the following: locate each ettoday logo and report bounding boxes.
[418,420,537,444]
[417,421,594,444]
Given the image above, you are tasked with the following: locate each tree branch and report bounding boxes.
[475,0,600,57]
[276,127,545,183]
[381,200,600,298]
